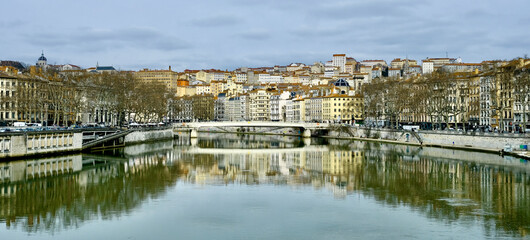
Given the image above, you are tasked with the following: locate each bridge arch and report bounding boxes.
[174,121,329,138]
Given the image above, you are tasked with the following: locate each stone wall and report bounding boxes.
[123,140,174,156]
[0,132,83,158]
[329,127,530,151]
[329,127,413,142]
[196,127,301,135]
[124,128,173,144]
[419,131,529,150]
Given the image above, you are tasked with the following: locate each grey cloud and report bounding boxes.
[3,0,530,71]
[25,33,71,47]
[0,20,28,29]
[311,0,427,21]
[491,35,530,50]
[165,51,324,70]
[229,0,314,9]
[242,51,330,67]
[24,27,191,52]
[237,30,271,40]
[191,15,241,27]
[291,26,344,38]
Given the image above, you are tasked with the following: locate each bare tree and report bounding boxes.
[513,60,530,132]
[192,94,214,121]
[490,63,515,131]
[381,77,408,129]
[424,71,452,130]
[362,78,385,126]
[410,76,431,127]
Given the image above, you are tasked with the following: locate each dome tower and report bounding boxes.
[37,51,47,68]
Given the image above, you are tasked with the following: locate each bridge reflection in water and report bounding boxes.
[0,133,529,238]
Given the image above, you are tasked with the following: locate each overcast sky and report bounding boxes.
[1,0,529,71]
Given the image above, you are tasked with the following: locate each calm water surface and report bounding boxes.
[1,133,529,239]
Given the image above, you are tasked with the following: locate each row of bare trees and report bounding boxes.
[9,70,172,126]
[172,95,214,121]
[510,62,530,130]
[363,58,529,131]
[77,72,171,125]
[491,60,530,131]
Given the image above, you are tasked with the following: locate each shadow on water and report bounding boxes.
[0,133,528,237]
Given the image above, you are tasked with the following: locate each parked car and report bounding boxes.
[13,122,26,127]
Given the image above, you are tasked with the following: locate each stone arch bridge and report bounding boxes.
[173,121,330,138]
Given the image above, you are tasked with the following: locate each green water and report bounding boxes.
[1,133,529,239]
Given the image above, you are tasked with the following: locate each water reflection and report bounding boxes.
[0,148,179,233]
[0,133,529,238]
[195,133,305,149]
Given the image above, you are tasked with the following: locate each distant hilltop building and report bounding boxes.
[28,51,50,74]
[32,51,82,74]
[0,60,26,72]
[86,64,116,73]
[134,66,181,90]
[360,60,388,69]
[422,57,457,71]
[332,54,346,73]
[56,64,81,71]
[95,65,116,73]
[37,51,47,69]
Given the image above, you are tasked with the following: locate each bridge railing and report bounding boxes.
[171,121,330,129]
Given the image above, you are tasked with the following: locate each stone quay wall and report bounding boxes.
[329,127,530,152]
[124,128,174,144]
[0,128,174,159]
[0,132,83,158]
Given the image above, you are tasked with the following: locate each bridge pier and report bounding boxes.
[190,129,198,138]
[190,138,198,146]
[303,129,311,138]
[174,122,330,139]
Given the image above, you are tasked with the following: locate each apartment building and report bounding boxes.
[134,66,179,90]
[332,54,346,73]
[0,73,19,123]
[322,94,361,124]
[248,89,273,121]
[305,97,323,122]
[270,91,290,121]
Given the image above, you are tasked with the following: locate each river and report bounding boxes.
[1,133,529,239]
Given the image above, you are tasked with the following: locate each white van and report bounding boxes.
[403,125,420,131]
[13,122,26,127]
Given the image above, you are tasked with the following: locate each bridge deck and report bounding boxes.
[183,145,329,154]
[174,121,330,129]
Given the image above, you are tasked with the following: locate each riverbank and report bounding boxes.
[0,131,83,160]
[125,128,174,144]
[193,127,530,160]
[0,128,174,160]
[2,126,528,161]
[327,127,530,160]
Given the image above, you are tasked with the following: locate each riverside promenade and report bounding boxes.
[327,127,530,159]
[174,121,529,159]
[1,122,528,160]
[0,127,174,159]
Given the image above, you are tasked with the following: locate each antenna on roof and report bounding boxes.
[446,52,448,58]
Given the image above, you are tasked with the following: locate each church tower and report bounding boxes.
[37,51,47,68]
